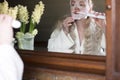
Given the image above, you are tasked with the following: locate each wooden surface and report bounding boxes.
[18,50,106,75]
[106,0,120,80]
[18,50,106,80]
[106,0,113,80]
[23,66,105,80]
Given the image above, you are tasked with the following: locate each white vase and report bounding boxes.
[17,36,34,50]
[16,31,37,50]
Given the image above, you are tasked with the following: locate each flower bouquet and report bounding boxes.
[15,1,45,50]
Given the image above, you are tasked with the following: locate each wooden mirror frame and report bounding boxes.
[18,50,106,79]
[17,0,120,80]
[106,0,120,80]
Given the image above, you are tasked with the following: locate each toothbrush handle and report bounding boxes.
[87,13,105,19]
[12,20,21,28]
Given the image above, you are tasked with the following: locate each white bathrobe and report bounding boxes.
[0,44,24,80]
[48,21,106,55]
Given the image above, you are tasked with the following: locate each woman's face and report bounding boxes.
[70,0,91,20]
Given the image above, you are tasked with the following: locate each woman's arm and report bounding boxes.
[0,14,24,80]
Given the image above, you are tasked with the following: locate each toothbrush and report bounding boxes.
[12,20,21,28]
[76,12,106,19]
[86,13,105,19]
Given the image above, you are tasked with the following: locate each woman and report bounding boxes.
[48,0,106,55]
[0,14,24,80]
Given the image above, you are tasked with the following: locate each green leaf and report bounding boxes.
[29,18,36,33]
[20,22,26,33]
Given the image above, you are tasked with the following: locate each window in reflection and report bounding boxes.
[48,0,106,56]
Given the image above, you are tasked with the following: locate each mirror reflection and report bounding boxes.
[0,0,106,56]
[47,0,106,56]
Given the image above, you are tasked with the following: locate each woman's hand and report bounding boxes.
[62,17,74,33]
[0,14,13,45]
[63,17,74,28]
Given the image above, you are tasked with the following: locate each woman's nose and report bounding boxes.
[74,7,80,14]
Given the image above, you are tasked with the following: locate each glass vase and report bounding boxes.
[17,36,34,50]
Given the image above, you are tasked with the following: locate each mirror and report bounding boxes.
[0,0,106,56]
[47,0,106,55]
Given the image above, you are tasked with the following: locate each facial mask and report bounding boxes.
[70,0,105,20]
[70,0,89,20]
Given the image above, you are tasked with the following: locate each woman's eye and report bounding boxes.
[79,1,86,7]
[79,3,85,7]
[71,0,75,6]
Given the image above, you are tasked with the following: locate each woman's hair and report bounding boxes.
[83,18,104,55]
[53,14,71,30]
[70,0,93,8]
[88,0,93,9]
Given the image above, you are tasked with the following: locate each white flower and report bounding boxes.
[7,6,18,19]
[18,5,29,24]
[31,1,45,24]
[32,29,38,36]
[0,0,8,14]
[0,0,18,19]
